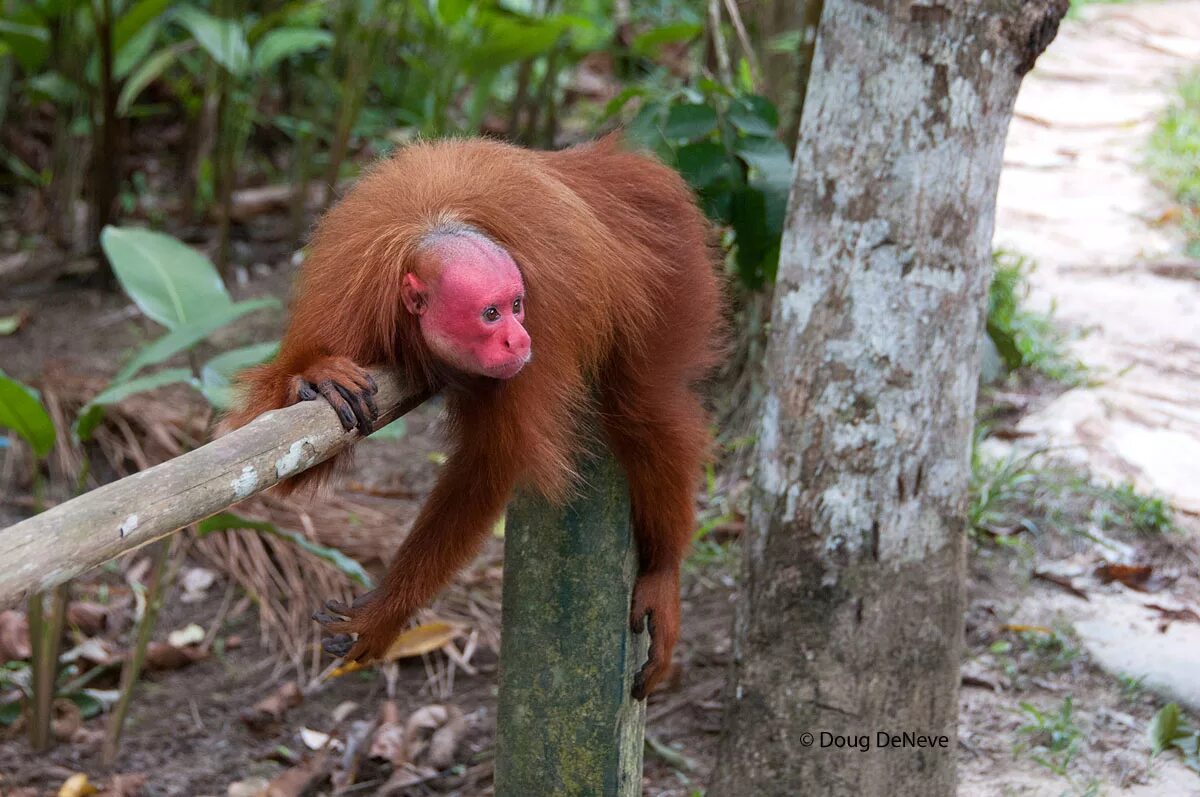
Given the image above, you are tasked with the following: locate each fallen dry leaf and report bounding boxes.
[240,681,304,730]
[66,602,108,636]
[1001,623,1055,635]
[142,640,207,671]
[1145,602,1200,632]
[299,727,341,751]
[166,623,205,648]
[225,776,270,797]
[370,701,407,766]
[330,622,462,677]
[179,567,216,604]
[62,638,119,667]
[97,773,147,797]
[331,701,358,724]
[384,621,461,659]
[1032,570,1089,600]
[51,698,83,741]
[426,707,466,768]
[57,773,98,797]
[378,764,439,795]
[265,750,330,797]
[1094,563,1170,592]
[405,704,466,769]
[0,610,31,660]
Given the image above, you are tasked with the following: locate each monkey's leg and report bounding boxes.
[601,381,709,699]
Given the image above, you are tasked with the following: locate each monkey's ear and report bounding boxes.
[401,273,428,316]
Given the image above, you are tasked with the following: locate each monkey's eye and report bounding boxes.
[483,306,501,323]
[513,297,522,314]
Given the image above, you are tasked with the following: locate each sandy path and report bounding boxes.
[995,1,1200,515]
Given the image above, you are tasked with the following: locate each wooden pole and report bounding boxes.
[0,373,427,607]
[494,451,648,797]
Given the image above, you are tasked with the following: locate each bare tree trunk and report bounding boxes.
[709,2,1067,796]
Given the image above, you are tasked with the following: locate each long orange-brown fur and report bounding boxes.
[227,133,723,696]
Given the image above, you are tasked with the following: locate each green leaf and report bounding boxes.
[0,13,50,73]
[729,95,779,137]
[199,341,279,409]
[25,72,78,105]
[198,513,374,587]
[463,14,565,73]
[675,141,730,189]
[74,368,196,441]
[114,299,278,383]
[173,6,249,76]
[251,28,332,73]
[0,371,55,459]
[735,137,792,189]
[0,699,20,727]
[72,404,105,444]
[87,368,196,408]
[117,43,185,116]
[0,315,21,335]
[1150,703,1183,756]
[100,226,231,329]
[114,0,171,53]
[69,690,109,719]
[663,103,718,143]
[370,418,406,440]
[602,85,646,119]
[630,22,702,56]
[626,100,670,157]
[113,17,162,80]
[730,185,780,290]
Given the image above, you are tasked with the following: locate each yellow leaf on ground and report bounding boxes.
[57,773,97,797]
[383,621,461,661]
[327,622,463,679]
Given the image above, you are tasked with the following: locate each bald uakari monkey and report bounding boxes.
[227,134,723,698]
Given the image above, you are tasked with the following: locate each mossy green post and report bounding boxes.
[495,451,648,797]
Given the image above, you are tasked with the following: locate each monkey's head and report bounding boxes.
[401,229,531,380]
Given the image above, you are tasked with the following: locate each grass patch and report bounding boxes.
[985,250,1088,386]
[1147,70,1200,256]
[968,442,1174,544]
[1015,696,1087,779]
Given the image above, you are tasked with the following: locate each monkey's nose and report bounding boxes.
[505,327,531,357]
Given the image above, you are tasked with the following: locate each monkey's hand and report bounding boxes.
[629,570,680,700]
[313,590,409,663]
[289,356,379,435]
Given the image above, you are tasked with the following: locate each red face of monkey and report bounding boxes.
[401,235,531,380]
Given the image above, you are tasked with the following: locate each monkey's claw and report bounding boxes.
[313,590,395,662]
[294,364,379,436]
[323,634,357,658]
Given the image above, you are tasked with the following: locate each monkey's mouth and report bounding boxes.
[487,353,532,380]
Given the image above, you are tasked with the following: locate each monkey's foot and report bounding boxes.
[312,591,399,663]
[291,357,379,435]
[629,571,681,700]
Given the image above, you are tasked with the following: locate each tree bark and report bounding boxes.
[709,2,1067,796]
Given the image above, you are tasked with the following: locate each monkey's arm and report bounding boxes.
[315,409,521,661]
